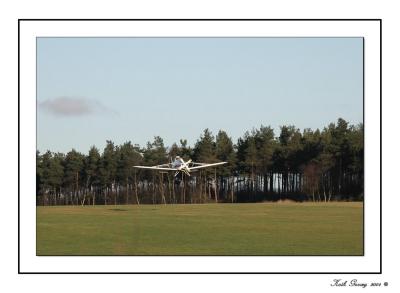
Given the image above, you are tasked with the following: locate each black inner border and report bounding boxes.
[18,18,382,274]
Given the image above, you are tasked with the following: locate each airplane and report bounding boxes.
[133,156,227,177]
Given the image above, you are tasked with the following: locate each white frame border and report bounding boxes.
[19,19,381,273]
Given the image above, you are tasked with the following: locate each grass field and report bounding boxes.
[36,202,363,255]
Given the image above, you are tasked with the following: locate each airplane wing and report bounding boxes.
[155,163,170,168]
[190,162,207,166]
[188,162,227,170]
[133,166,177,171]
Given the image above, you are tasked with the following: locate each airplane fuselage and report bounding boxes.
[171,157,185,168]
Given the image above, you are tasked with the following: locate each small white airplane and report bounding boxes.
[133,156,227,177]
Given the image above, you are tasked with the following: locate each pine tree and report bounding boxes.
[98,141,117,205]
[63,149,84,205]
[215,130,236,201]
[85,146,101,205]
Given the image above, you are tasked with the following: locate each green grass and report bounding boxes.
[36,202,363,255]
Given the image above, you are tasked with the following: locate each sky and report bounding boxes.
[37,37,363,154]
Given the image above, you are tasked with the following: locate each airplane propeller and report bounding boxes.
[175,159,192,177]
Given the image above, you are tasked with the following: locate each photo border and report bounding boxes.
[18,18,382,274]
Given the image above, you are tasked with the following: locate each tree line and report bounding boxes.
[36,118,363,206]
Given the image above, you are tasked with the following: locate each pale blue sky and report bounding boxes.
[37,37,363,154]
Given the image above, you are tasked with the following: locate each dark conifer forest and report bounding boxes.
[36,118,363,205]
